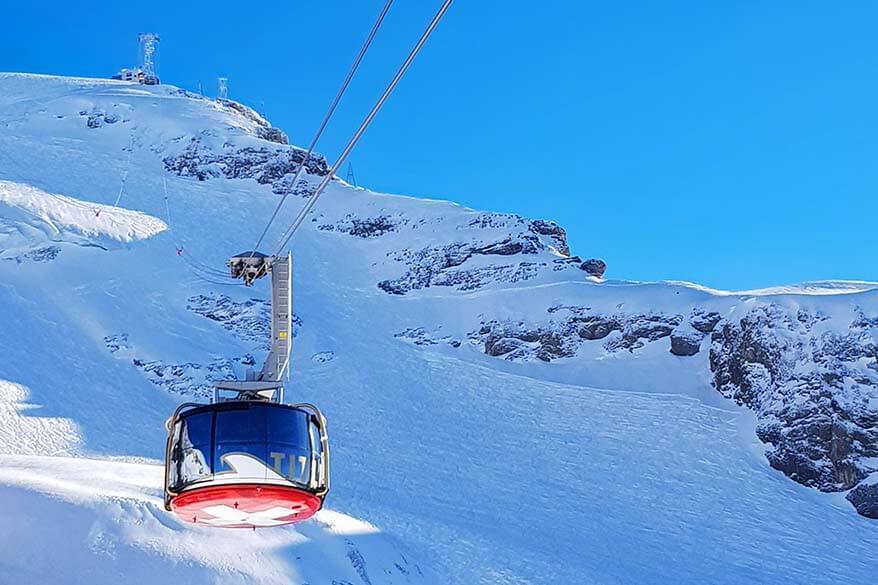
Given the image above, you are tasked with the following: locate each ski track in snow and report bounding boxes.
[0,72,875,584]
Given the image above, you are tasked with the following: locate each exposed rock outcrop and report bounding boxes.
[103,333,130,355]
[605,313,681,352]
[187,294,270,349]
[478,320,579,362]
[467,213,570,258]
[130,357,239,399]
[529,219,570,256]
[577,315,620,340]
[80,108,121,128]
[581,258,606,278]
[377,236,548,295]
[710,304,878,502]
[394,327,461,348]
[163,136,328,195]
[666,309,722,356]
[3,245,61,264]
[846,481,878,518]
[670,329,703,356]
[319,214,405,238]
[363,211,593,295]
[475,306,719,360]
[691,309,722,334]
[255,126,288,145]
[187,293,301,350]
[105,291,304,398]
[104,332,253,399]
[472,308,686,362]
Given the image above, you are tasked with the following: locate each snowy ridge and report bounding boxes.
[580,278,878,297]
[733,280,878,296]
[0,180,166,254]
[0,73,875,584]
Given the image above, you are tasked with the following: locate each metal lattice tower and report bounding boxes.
[138,33,160,80]
[219,252,292,400]
[218,77,229,100]
[345,162,357,186]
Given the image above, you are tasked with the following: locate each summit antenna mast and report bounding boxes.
[138,33,160,85]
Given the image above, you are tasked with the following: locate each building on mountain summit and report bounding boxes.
[112,32,160,85]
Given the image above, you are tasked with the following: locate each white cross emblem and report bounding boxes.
[200,504,311,527]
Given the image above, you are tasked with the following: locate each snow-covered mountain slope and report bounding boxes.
[0,72,876,583]
[0,455,420,584]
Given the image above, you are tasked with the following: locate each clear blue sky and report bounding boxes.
[3,1,875,289]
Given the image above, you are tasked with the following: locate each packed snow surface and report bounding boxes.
[0,455,418,585]
[0,72,875,583]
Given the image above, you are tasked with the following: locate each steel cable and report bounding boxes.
[246,0,395,258]
[271,0,454,257]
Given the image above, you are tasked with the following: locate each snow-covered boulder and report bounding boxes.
[581,257,607,278]
[847,477,878,518]
[691,308,722,333]
[670,327,703,356]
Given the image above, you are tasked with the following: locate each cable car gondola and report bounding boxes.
[164,395,329,528]
[163,253,330,528]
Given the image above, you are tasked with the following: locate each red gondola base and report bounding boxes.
[169,484,322,528]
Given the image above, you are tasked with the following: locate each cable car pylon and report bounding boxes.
[163,252,330,528]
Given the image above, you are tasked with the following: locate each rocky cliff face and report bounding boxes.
[710,304,878,516]
[469,305,724,362]
[163,135,328,195]
[463,296,878,518]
